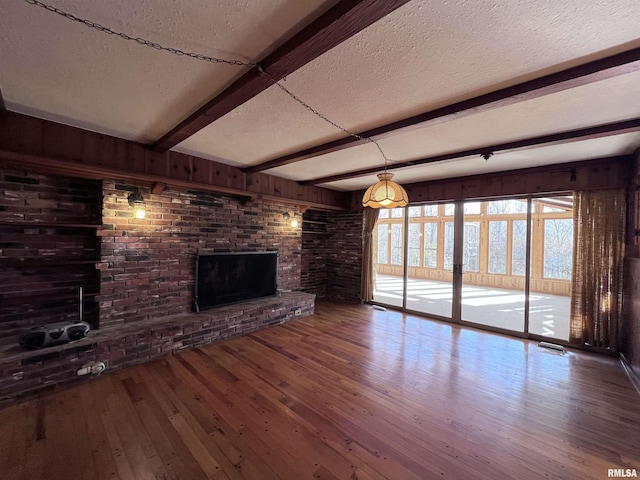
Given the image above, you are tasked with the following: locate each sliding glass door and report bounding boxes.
[369,194,574,342]
[526,196,573,341]
[372,207,405,308]
[460,200,529,333]
[405,204,455,319]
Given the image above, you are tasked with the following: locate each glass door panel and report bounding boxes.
[460,199,527,333]
[405,203,454,319]
[527,196,573,341]
[373,207,405,308]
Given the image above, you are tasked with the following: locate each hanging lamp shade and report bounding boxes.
[362,172,409,208]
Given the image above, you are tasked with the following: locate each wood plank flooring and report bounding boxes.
[1,300,639,479]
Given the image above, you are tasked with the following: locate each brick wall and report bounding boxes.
[99,182,302,328]
[0,170,102,339]
[0,292,314,402]
[326,212,363,302]
[0,172,318,402]
[301,211,331,297]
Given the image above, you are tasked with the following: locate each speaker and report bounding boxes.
[20,321,91,349]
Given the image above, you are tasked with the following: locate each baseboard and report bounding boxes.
[620,353,640,396]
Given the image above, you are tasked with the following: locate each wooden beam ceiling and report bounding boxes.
[152,0,412,152]
[246,46,640,174]
[300,117,640,185]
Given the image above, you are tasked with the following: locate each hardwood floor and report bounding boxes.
[1,300,639,480]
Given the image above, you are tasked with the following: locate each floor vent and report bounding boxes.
[538,341,566,353]
[372,305,387,312]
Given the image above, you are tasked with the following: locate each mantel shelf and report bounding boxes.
[0,221,101,229]
[0,291,99,308]
[302,219,333,225]
[0,258,99,268]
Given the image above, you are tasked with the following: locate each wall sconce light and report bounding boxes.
[283,211,298,227]
[128,190,146,219]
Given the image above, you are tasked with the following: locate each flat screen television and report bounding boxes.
[195,251,278,311]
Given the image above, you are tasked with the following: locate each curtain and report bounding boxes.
[361,207,380,302]
[570,189,626,351]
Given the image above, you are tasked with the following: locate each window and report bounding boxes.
[408,206,422,218]
[488,221,507,274]
[543,206,565,213]
[444,203,455,216]
[464,202,481,214]
[374,198,570,278]
[391,208,404,218]
[408,223,421,266]
[444,222,454,270]
[391,223,403,265]
[423,223,438,268]
[488,199,528,215]
[463,222,480,272]
[377,224,388,264]
[543,219,573,279]
[511,220,527,276]
[423,205,438,217]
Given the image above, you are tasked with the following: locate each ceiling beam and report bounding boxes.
[246,46,640,174]
[152,0,412,152]
[151,182,167,195]
[299,117,640,185]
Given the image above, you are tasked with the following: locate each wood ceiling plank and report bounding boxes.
[300,117,640,185]
[247,47,640,174]
[152,0,412,152]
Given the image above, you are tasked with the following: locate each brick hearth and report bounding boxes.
[0,292,314,402]
[0,168,363,402]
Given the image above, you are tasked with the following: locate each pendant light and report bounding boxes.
[361,169,408,209]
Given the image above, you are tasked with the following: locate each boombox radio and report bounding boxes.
[20,321,91,349]
[19,286,91,349]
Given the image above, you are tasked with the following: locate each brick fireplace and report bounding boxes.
[98,180,303,328]
[1,169,348,402]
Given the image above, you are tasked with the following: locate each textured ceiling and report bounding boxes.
[1,0,639,194]
[0,0,335,141]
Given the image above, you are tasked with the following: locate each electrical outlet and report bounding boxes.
[77,361,106,376]
[294,308,301,316]
[91,362,106,374]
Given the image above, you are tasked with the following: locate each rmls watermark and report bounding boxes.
[608,468,638,478]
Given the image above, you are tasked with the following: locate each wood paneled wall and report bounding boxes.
[349,156,633,209]
[0,112,349,211]
[622,257,640,383]
[621,149,640,383]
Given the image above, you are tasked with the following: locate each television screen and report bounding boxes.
[195,251,278,311]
